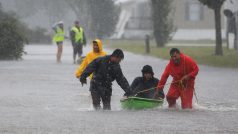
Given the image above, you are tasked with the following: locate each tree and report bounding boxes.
[151,0,173,47]
[198,0,226,56]
[3,0,119,39]
[0,6,26,60]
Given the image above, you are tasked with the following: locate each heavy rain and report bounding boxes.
[0,0,238,133]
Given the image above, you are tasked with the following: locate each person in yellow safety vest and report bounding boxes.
[75,39,106,79]
[70,20,87,64]
[53,21,65,63]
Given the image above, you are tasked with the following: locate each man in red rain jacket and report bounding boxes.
[154,48,199,109]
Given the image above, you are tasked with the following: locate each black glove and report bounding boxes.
[79,77,87,86]
[124,91,132,97]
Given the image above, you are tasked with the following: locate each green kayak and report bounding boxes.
[120,97,163,110]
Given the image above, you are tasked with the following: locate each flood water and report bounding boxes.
[0,42,238,134]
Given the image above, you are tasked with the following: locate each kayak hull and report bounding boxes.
[120,97,163,110]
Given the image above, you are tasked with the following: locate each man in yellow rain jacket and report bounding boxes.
[75,39,106,79]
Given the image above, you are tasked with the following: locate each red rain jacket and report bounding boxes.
[157,53,199,90]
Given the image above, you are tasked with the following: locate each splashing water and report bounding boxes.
[194,102,238,112]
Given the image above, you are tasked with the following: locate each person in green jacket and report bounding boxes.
[70,20,87,64]
[53,21,65,63]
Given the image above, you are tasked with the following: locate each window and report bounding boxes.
[186,2,203,21]
[126,2,152,29]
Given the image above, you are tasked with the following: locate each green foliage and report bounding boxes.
[198,0,213,8]
[0,8,26,60]
[151,0,173,47]
[198,0,226,9]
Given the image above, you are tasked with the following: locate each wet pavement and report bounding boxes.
[0,42,238,134]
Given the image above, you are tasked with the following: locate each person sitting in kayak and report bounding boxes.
[131,65,164,99]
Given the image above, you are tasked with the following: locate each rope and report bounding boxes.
[135,79,199,104]
[134,80,182,96]
[135,54,200,104]
[194,88,199,104]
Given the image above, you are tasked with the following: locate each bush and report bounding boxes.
[0,9,26,60]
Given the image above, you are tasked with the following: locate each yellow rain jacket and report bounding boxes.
[75,39,107,78]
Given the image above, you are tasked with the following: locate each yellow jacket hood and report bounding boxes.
[93,39,103,53]
[75,39,106,78]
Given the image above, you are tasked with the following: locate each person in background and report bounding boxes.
[70,20,87,64]
[52,21,65,63]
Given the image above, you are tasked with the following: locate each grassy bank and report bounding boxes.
[105,39,238,68]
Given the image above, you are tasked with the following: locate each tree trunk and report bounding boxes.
[235,12,238,50]
[151,0,165,47]
[214,5,223,55]
[151,0,172,47]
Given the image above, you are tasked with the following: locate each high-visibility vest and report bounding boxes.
[53,27,65,42]
[71,26,84,43]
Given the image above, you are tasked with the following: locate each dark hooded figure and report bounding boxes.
[131,65,164,99]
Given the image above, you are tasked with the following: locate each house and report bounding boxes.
[112,0,151,39]
[113,0,225,40]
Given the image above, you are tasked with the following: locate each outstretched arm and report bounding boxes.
[157,64,170,90]
[153,64,170,99]
[155,79,165,99]
[115,65,131,96]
